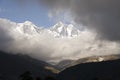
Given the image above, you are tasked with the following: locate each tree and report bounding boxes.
[44,76,56,80]
[35,77,42,80]
[19,71,33,80]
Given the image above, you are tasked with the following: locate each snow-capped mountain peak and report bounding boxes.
[24,21,33,25]
[16,21,40,35]
[54,21,64,27]
[16,21,82,38]
[50,21,81,38]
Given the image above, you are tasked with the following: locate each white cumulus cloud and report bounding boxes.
[0,18,120,63]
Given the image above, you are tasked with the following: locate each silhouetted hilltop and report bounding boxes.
[57,59,120,80]
[0,51,57,80]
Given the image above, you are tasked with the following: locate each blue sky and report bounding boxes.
[0,0,55,27]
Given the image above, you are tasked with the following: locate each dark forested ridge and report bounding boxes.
[0,51,57,80]
[57,59,120,80]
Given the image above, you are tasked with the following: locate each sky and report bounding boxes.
[0,0,54,27]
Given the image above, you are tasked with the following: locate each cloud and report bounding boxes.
[0,18,120,63]
[48,10,74,25]
[39,0,120,41]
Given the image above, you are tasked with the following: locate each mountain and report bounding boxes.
[0,51,59,80]
[55,59,75,70]
[18,21,81,38]
[57,59,120,80]
[50,22,81,38]
[55,55,120,70]
[0,19,81,38]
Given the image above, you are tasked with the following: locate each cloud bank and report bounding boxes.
[40,0,120,41]
[0,18,120,63]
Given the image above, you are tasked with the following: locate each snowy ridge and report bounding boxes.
[50,22,81,38]
[9,20,81,38]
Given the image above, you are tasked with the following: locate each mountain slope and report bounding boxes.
[57,59,120,80]
[0,51,58,80]
[55,55,120,70]
[55,59,75,70]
